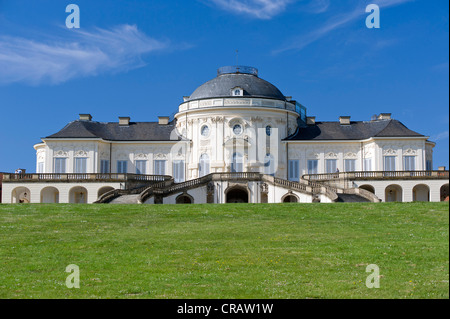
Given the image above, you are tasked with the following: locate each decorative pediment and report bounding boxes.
[154,153,167,160]
[134,153,148,160]
[54,150,68,157]
[383,148,397,155]
[344,152,358,159]
[325,152,338,159]
[307,152,320,159]
[116,153,128,160]
[403,148,417,156]
[74,150,88,157]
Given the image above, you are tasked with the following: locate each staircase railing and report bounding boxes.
[95,172,385,204]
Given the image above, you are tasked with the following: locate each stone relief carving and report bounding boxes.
[403,148,417,155]
[154,153,168,160]
[383,148,397,155]
[260,183,269,194]
[134,153,148,160]
[54,150,69,157]
[344,152,358,159]
[325,152,338,159]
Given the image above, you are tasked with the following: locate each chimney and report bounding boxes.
[378,113,392,120]
[158,116,170,125]
[438,166,446,171]
[119,117,130,126]
[306,116,316,125]
[339,116,351,125]
[79,114,92,121]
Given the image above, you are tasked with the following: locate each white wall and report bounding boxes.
[2,182,122,204]
[354,179,448,202]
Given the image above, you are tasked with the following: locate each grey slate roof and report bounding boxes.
[45,120,181,141]
[285,119,425,141]
[188,73,286,101]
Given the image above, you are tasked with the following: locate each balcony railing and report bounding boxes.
[1,173,172,183]
[303,170,449,181]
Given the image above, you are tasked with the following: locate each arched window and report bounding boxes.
[231,152,244,172]
[199,154,210,177]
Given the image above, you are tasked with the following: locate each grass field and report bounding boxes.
[0,202,448,299]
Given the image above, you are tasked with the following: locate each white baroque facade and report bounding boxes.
[1,66,448,204]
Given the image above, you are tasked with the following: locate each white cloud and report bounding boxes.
[0,25,169,85]
[432,131,449,141]
[300,0,330,14]
[206,0,295,19]
[274,0,413,54]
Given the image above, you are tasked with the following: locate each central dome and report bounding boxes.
[187,66,286,102]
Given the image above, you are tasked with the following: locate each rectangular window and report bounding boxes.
[426,160,433,171]
[173,160,185,183]
[117,160,128,174]
[364,158,372,171]
[100,160,110,174]
[154,160,166,175]
[288,160,300,182]
[74,158,87,174]
[344,159,356,172]
[37,162,44,174]
[54,158,66,174]
[135,160,147,175]
[403,156,416,171]
[384,156,396,171]
[326,159,337,174]
[307,159,318,175]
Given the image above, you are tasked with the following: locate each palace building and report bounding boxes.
[1,66,448,204]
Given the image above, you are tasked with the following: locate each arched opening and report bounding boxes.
[412,184,430,202]
[98,186,114,199]
[385,184,403,202]
[199,154,210,177]
[69,186,88,204]
[231,152,244,173]
[226,187,249,203]
[40,187,59,203]
[176,194,193,204]
[282,194,299,203]
[441,184,449,202]
[359,185,375,194]
[12,187,31,203]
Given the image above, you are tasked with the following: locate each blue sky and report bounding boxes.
[0,0,448,172]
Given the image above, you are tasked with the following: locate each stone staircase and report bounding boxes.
[94,172,381,204]
[109,194,141,204]
[337,194,371,203]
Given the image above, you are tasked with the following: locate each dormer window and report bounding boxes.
[231,87,243,96]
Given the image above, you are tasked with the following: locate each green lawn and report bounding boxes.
[0,202,448,299]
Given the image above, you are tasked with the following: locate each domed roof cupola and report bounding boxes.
[186,66,286,102]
